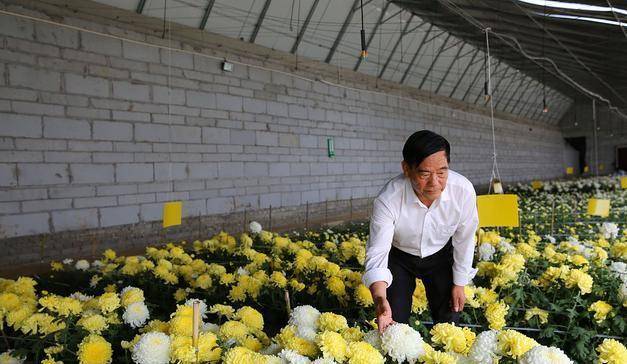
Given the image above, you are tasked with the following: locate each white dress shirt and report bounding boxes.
[362,170,479,288]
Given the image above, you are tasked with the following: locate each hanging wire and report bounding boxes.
[435,0,627,121]
[541,1,548,113]
[166,0,174,202]
[485,29,502,194]
[360,0,367,58]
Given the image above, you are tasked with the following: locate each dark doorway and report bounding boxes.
[565,137,587,172]
[618,147,627,171]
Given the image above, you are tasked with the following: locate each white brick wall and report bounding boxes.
[0,3,568,239]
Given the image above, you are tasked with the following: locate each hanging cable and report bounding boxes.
[435,0,627,122]
[485,29,502,194]
[541,1,548,113]
[360,0,367,59]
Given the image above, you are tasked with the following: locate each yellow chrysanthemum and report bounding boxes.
[209,304,235,319]
[589,300,613,323]
[77,335,112,364]
[140,319,170,334]
[120,287,144,307]
[235,306,264,331]
[275,325,319,357]
[421,349,457,364]
[318,330,348,362]
[597,339,627,364]
[219,320,250,342]
[346,341,384,364]
[97,292,120,314]
[497,330,538,359]
[270,271,288,288]
[485,301,509,330]
[524,307,549,325]
[563,268,593,295]
[412,279,429,313]
[354,284,373,307]
[430,323,475,355]
[318,312,348,332]
[39,295,82,317]
[77,314,109,334]
[169,305,194,337]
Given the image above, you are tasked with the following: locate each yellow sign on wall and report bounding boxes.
[621,176,627,189]
[566,167,574,175]
[587,199,610,217]
[477,194,519,227]
[163,201,182,228]
[531,181,543,190]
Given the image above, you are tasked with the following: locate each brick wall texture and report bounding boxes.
[0,0,568,268]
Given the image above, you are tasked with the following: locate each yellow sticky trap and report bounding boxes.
[566,167,574,175]
[587,199,610,217]
[477,194,519,228]
[531,180,543,190]
[621,176,627,189]
[584,166,589,173]
[599,164,604,171]
[163,201,182,228]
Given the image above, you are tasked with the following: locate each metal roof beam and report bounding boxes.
[418,33,452,89]
[325,0,361,64]
[290,0,322,54]
[378,14,417,78]
[399,23,433,84]
[448,48,480,98]
[250,0,272,43]
[199,0,217,30]
[434,42,467,94]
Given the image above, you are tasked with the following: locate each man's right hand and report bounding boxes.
[375,296,394,333]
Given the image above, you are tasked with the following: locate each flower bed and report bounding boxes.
[0,177,626,363]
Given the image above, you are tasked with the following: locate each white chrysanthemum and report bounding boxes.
[498,239,515,253]
[0,351,25,364]
[184,298,208,319]
[92,260,104,268]
[380,323,425,363]
[261,343,283,355]
[467,330,499,364]
[600,222,619,239]
[123,301,150,328]
[63,258,74,265]
[544,235,556,244]
[618,281,627,304]
[450,352,472,364]
[132,332,171,364]
[478,243,496,261]
[610,261,627,275]
[266,355,283,364]
[202,322,219,333]
[519,345,573,364]
[75,259,90,271]
[249,221,262,234]
[296,325,317,341]
[363,329,383,351]
[311,359,337,364]
[70,292,94,302]
[236,267,250,276]
[279,349,312,364]
[288,305,321,329]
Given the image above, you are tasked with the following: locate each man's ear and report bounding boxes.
[401,160,410,177]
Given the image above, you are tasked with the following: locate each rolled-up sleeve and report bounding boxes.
[451,188,479,286]
[362,198,395,289]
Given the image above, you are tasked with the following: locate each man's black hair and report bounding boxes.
[402,130,450,168]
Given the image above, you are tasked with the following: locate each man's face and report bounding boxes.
[402,150,449,203]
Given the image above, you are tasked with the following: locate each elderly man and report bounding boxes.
[363,130,478,332]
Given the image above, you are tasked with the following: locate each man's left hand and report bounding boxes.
[450,285,465,312]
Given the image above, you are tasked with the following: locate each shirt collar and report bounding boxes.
[404,176,451,208]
